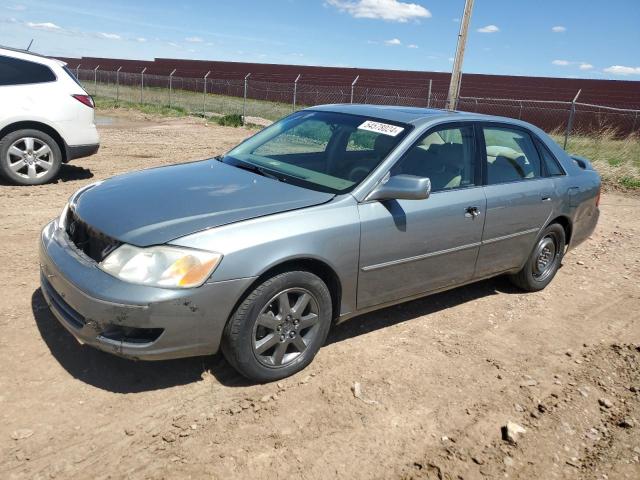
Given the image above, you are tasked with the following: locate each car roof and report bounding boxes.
[0,45,66,67]
[310,103,531,129]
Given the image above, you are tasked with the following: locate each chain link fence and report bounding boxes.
[77,69,640,141]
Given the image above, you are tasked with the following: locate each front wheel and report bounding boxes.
[221,271,332,382]
[509,223,566,292]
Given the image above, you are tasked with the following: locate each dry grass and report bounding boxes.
[552,129,640,190]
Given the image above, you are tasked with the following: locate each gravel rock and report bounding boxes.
[162,432,176,443]
[619,417,635,429]
[501,421,526,444]
[598,398,613,409]
[11,429,34,440]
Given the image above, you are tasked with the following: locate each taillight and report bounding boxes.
[595,186,601,207]
[72,94,95,108]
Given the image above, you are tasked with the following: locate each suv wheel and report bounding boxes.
[222,271,332,382]
[0,129,62,185]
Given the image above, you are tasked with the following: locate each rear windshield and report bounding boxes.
[62,65,85,89]
[0,55,56,86]
[222,111,411,194]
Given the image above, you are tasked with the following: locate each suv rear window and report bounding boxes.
[0,55,56,86]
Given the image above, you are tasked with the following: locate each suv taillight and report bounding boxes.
[72,94,95,108]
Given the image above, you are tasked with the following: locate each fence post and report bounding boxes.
[633,111,639,134]
[93,65,99,96]
[76,64,81,79]
[427,79,432,108]
[116,66,122,104]
[564,89,581,149]
[292,74,301,112]
[518,100,523,119]
[242,73,251,125]
[350,75,359,104]
[203,71,211,116]
[140,67,147,104]
[168,68,176,108]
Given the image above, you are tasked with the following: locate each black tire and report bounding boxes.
[221,270,332,382]
[0,129,62,185]
[509,223,566,292]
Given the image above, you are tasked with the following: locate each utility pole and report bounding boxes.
[446,0,474,110]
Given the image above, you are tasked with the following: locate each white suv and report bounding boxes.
[0,46,100,185]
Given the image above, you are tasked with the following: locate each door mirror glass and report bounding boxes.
[367,174,431,201]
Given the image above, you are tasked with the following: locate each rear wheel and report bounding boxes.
[0,129,62,185]
[509,223,565,291]
[222,271,332,382]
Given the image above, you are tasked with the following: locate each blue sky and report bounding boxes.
[1,0,639,79]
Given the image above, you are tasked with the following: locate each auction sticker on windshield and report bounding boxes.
[358,120,404,137]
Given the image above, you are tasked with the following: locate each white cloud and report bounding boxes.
[98,32,121,40]
[326,0,431,23]
[407,44,418,48]
[6,4,26,10]
[26,21,62,32]
[448,57,454,62]
[167,42,179,48]
[384,38,402,46]
[477,24,499,33]
[452,17,460,23]
[135,37,147,43]
[603,65,640,76]
[185,36,203,43]
[552,59,570,66]
[579,63,593,70]
[551,25,566,33]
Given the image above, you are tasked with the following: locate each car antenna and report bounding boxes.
[26,39,34,51]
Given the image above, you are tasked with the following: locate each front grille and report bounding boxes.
[65,209,121,263]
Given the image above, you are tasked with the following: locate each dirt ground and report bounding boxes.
[1,110,639,480]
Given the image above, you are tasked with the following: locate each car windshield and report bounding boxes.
[221,110,411,194]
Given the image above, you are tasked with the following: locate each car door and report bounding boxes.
[357,123,487,309]
[474,123,555,278]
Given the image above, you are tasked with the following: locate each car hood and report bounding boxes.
[72,159,334,247]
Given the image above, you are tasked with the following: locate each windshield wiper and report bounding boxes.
[229,160,283,181]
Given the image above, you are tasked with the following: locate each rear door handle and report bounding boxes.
[542,196,552,202]
[465,206,481,218]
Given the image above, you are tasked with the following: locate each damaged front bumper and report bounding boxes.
[39,220,256,360]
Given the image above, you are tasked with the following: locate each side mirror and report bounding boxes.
[366,174,431,202]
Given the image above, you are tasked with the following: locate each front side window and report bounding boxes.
[484,127,542,184]
[223,111,411,194]
[0,55,56,86]
[391,125,476,192]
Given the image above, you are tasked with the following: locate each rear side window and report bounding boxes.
[0,55,56,86]
[536,141,565,176]
[483,127,542,184]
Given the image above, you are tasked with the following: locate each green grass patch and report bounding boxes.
[217,114,244,127]
[552,129,640,190]
[95,97,189,117]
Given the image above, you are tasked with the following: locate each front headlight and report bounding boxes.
[99,244,223,289]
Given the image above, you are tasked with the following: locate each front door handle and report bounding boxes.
[465,206,481,218]
[542,196,552,202]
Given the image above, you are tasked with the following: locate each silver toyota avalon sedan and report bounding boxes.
[40,105,601,381]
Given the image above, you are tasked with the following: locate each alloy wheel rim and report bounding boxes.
[6,137,54,180]
[532,235,557,281]
[252,288,320,367]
